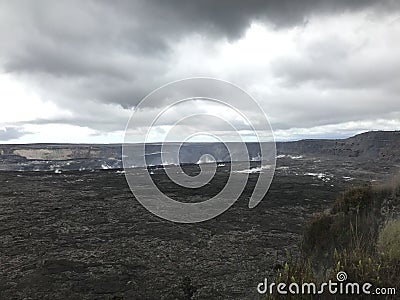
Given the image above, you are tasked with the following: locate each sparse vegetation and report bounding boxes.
[331,185,374,213]
[269,180,400,299]
[266,254,316,300]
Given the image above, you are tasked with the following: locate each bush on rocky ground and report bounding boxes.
[267,180,400,299]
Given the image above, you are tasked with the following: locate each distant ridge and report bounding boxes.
[0,131,399,171]
[277,130,400,161]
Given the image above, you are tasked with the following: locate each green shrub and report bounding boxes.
[331,248,382,286]
[332,185,374,214]
[331,243,400,289]
[377,219,400,261]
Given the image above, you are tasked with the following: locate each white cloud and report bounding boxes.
[0,74,71,124]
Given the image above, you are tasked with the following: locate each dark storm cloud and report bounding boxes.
[105,0,400,39]
[1,0,399,107]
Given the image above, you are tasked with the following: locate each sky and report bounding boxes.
[0,0,400,143]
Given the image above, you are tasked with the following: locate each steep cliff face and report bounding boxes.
[0,144,122,171]
[345,131,400,160]
[1,144,120,160]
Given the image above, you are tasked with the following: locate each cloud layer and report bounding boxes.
[0,1,399,142]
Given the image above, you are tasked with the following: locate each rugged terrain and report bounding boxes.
[1,131,400,299]
[1,159,399,299]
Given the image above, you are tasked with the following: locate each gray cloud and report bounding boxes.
[2,1,398,99]
[0,0,400,141]
[271,34,400,90]
[0,127,27,141]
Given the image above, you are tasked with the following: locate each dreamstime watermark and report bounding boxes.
[122,78,276,223]
[257,271,397,296]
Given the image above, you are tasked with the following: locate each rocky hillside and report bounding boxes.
[277,130,400,161]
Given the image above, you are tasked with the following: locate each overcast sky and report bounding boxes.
[1,0,400,143]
